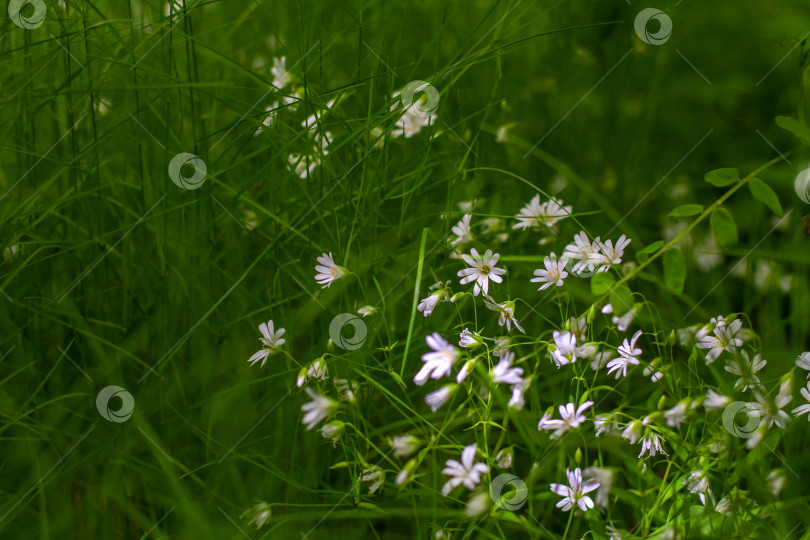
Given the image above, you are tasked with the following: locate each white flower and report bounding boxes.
[272,56,291,88]
[606,330,643,379]
[296,358,327,388]
[530,252,569,290]
[301,388,337,431]
[795,351,810,371]
[611,306,638,333]
[465,492,490,517]
[638,434,668,459]
[550,468,599,512]
[459,328,483,349]
[357,305,378,318]
[748,386,792,430]
[621,420,642,444]
[589,235,631,272]
[248,319,286,367]
[414,333,459,386]
[319,420,345,446]
[425,384,457,412]
[441,443,489,496]
[489,351,524,385]
[767,469,787,498]
[391,90,435,138]
[457,248,506,296]
[417,291,444,317]
[664,398,697,428]
[792,381,810,419]
[583,467,613,509]
[450,214,473,246]
[395,460,417,487]
[492,336,510,357]
[696,318,743,364]
[494,448,513,468]
[549,330,578,367]
[725,351,766,391]
[509,379,529,411]
[242,502,272,530]
[538,401,593,438]
[483,296,525,333]
[703,389,732,411]
[390,434,421,458]
[513,195,572,231]
[563,231,599,274]
[456,359,476,383]
[314,252,345,288]
[683,471,712,506]
[359,466,385,495]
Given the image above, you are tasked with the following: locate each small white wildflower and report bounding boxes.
[513,195,572,231]
[538,401,593,438]
[589,235,631,272]
[606,330,643,378]
[390,434,421,458]
[242,501,272,530]
[441,443,489,496]
[583,466,613,509]
[457,248,506,296]
[483,296,525,333]
[638,433,668,459]
[414,333,459,386]
[395,459,417,487]
[301,388,337,431]
[319,420,345,446]
[550,468,599,512]
[247,319,286,367]
[357,305,379,318]
[359,466,385,495]
[703,389,732,411]
[549,330,578,367]
[450,214,473,246]
[489,351,525,385]
[425,384,457,412]
[795,351,810,371]
[621,420,642,444]
[530,252,570,290]
[696,318,743,364]
[458,328,484,349]
[494,447,513,468]
[563,231,599,274]
[792,381,810,419]
[465,491,490,517]
[314,252,345,288]
[271,56,291,88]
[725,351,766,391]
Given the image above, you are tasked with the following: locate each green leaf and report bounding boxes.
[775,115,810,145]
[705,168,740,187]
[636,240,664,263]
[710,208,738,249]
[609,283,634,315]
[669,204,703,217]
[748,177,783,217]
[591,273,614,295]
[663,248,686,293]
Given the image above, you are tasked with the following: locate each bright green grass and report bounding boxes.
[1,0,810,538]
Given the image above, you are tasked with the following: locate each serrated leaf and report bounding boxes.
[669,204,703,217]
[748,177,783,217]
[710,208,738,249]
[705,168,740,187]
[590,272,614,295]
[663,248,686,294]
[609,283,634,315]
[775,115,810,145]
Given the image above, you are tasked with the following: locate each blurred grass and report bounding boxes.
[0,0,809,538]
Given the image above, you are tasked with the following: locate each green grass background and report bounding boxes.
[1,0,810,538]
